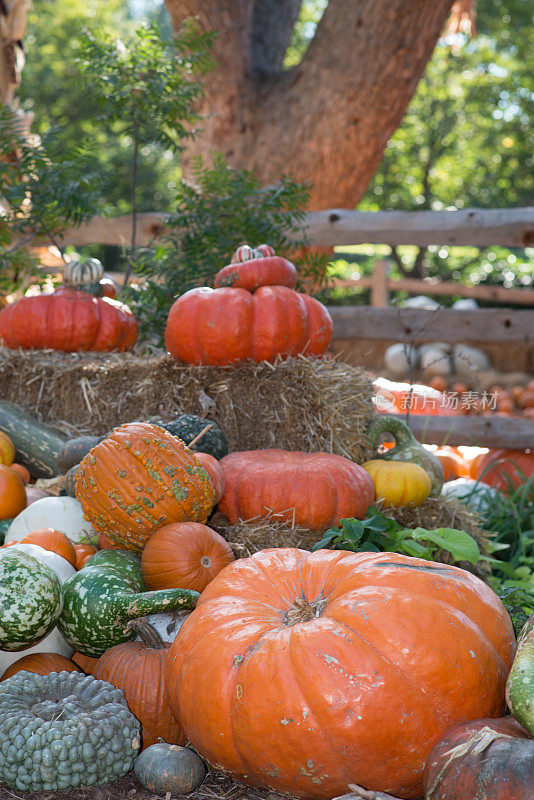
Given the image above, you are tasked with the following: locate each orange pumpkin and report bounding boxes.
[0,464,27,519]
[141,523,234,593]
[73,542,98,569]
[75,422,217,552]
[21,528,77,566]
[518,389,534,409]
[194,452,225,503]
[0,432,15,466]
[217,450,375,531]
[475,449,534,492]
[93,620,184,750]
[433,449,471,481]
[9,463,30,484]
[165,286,332,366]
[214,245,297,292]
[166,549,515,800]
[71,651,99,674]
[1,652,81,681]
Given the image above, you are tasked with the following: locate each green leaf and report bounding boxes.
[408,527,481,565]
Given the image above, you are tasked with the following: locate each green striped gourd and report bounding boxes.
[58,563,199,657]
[0,551,63,651]
[0,401,67,478]
[506,613,534,735]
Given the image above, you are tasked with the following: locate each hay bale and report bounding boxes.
[215,496,491,581]
[0,349,375,463]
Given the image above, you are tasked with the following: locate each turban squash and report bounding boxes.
[217,449,374,531]
[166,548,515,800]
[0,287,137,352]
[165,245,331,366]
[75,423,217,552]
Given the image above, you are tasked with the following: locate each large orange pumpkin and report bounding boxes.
[166,549,515,800]
[0,287,137,352]
[165,286,332,366]
[217,450,375,531]
[475,448,534,492]
[141,522,234,593]
[93,620,184,750]
[0,465,27,519]
[75,422,217,552]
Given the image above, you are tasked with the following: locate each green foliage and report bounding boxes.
[312,509,482,565]
[125,154,324,344]
[0,106,100,296]
[76,21,214,153]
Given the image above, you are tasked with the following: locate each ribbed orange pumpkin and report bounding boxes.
[0,287,137,352]
[1,652,81,681]
[21,528,77,566]
[165,286,332,366]
[214,249,297,292]
[166,548,515,800]
[475,448,534,492]
[141,523,234,593]
[93,621,184,750]
[75,423,217,552]
[217,450,375,531]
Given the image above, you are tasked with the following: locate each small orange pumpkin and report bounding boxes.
[1,652,81,681]
[21,528,77,566]
[73,542,98,569]
[9,463,30,484]
[0,432,15,466]
[0,465,27,519]
[434,449,471,482]
[141,523,234,593]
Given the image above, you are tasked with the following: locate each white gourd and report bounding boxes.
[384,344,418,378]
[5,496,97,545]
[419,344,453,376]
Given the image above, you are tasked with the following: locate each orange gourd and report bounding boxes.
[93,620,184,750]
[71,651,99,674]
[21,528,77,566]
[141,523,234,593]
[1,652,81,681]
[0,432,15,466]
[0,465,26,519]
[475,449,534,492]
[75,422,217,552]
[9,463,30,484]
[434,448,472,481]
[166,548,515,800]
[73,543,98,569]
[217,450,375,531]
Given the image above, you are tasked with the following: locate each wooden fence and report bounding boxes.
[53,206,534,448]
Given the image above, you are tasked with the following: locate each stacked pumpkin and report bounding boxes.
[0,257,137,352]
[165,244,333,365]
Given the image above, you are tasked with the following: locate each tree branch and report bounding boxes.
[251,0,302,77]
[389,245,410,278]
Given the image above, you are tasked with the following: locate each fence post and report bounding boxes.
[371,260,389,307]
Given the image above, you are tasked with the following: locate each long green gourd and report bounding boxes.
[366,415,444,497]
[58,557,199,657]
[0,400,67,478]
[506,613,534,736]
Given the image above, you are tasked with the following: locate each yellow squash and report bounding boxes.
[362,459,431,507]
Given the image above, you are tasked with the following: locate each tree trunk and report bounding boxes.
[165,0,455,209]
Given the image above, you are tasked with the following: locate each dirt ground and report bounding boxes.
[0,768,286,800]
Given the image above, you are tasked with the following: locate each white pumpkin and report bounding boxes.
[419,344,453,376]
[0,543,75,584]
[452,298,478,310]
[384,344,418,378]
[453,344,490,377]
[403,295,440,310]
[5,496,96,546]
[139,611,190,644]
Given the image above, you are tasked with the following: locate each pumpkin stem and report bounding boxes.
[283,596,326,626]
[126,619,167,650]
[187,424,213,449]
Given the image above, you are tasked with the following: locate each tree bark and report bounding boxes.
[165,0,456,209]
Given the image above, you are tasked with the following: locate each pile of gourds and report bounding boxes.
[0,246,533,798]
